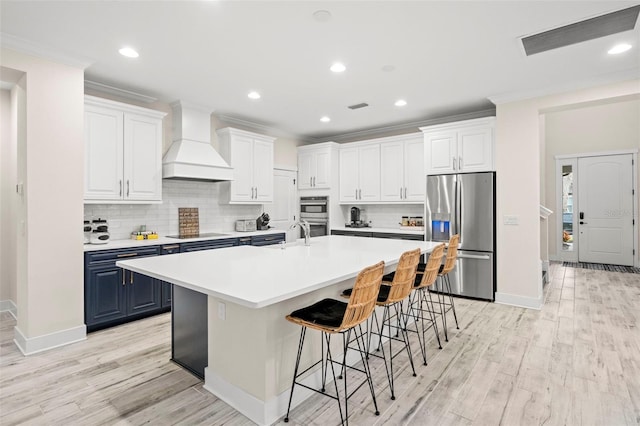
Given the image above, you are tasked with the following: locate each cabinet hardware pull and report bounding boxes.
[310,177,313,187]
[119,180,122,196]
[117,253,139,258]
[163,245,179,250]
[400,187,403,198]
[359,189,362,200]
[452,157,456,170]
[458,157,462,170]
[313,176,316,187]
[355,189,358,199]
[127,180,130,197]
[122,271,125,286]
[255,187,258,198]
[130,272,134,284]
[404,187,407,199]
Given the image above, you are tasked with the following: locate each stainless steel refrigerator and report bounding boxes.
[426,172,495,300]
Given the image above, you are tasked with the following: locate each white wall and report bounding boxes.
[543,98,640,258]
[2,48,85,352]
[0,88,18,308]
[495,79,640,309]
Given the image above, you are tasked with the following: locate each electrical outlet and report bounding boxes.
[217,302,226,320]
[503,215,519,225]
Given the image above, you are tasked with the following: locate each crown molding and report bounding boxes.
[488,69,640,105]
[1,32,94,69]
[216,113,315,143]
[85,80,158,104]
[313,108,497,143]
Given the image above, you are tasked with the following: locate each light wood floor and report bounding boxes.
[1,262,639,425]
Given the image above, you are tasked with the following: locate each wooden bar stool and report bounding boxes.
[399,243,446,365]
[284,261,385,425]
[345,248,421,400]
[435,234,460,341]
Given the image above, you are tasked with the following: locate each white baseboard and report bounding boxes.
[14,324,87,356]
[495,292,543,310]
[203,344,363,425]
[0,299,17,319]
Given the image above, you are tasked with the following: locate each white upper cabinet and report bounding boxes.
[297,143,338,190]
[422,117,495,175]
[84,96,165,203]
[339,143,381,203]
[380,136,424,202]
[217,127,275,204]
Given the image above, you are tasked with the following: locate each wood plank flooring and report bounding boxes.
[1,262,639,425]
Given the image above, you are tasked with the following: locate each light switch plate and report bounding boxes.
[504,215,519,225]
[217,302,226,320]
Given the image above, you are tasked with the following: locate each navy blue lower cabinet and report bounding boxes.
[128,271,162,316]
[161,281,172,308]
[250,233,285,246]
[85,246,161,332]
[85,265,128,327]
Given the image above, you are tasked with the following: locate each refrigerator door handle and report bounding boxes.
[457,253,491,260]
[456,178,462,235]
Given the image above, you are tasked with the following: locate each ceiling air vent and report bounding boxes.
[348,103,369,110]
[521,5,640,56]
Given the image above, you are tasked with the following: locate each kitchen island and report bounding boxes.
[117,235,440,425]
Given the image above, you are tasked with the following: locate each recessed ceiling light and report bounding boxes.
[330,63,346,73]
[320,116,331,123]
[381,65,396,72]
[608,43,632,55]
[118,47,139,58]
[248,91,261,100]
[394,99,407,107]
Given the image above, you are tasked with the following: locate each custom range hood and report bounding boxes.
[162,101,233,181]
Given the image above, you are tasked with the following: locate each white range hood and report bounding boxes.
[162,101,234,181]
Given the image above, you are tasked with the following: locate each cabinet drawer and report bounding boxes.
[371,232,424,241]
[179,238,239,252]
[85,246,160,266]
[251,233,285,246]
[331,230,373,237]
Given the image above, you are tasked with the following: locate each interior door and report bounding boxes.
[578,154,634,266]
[271,169,298,242]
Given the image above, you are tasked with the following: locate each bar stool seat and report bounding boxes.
[284,261,385,425]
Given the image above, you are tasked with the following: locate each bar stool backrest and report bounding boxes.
[441,234,459,276]
[385,248,421,304]
[340,261,385,330]
[416,243,445,289]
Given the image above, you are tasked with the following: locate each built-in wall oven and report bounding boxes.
[300,196,328,237]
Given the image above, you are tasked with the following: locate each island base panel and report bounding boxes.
[172,285,208,379]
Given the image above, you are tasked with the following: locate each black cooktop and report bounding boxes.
[166,232,230,239]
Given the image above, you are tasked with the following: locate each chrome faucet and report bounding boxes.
[291,220,311,246]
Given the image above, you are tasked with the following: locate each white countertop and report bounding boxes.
[83,229,286,252]
[332,226,425,235]
[117,235,440,309]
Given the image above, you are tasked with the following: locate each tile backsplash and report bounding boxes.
[84,180,263,240]
[339,204,424,228]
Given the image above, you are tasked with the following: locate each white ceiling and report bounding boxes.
[1,1,639,141]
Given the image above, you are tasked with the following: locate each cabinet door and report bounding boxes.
[313,149,331,188]
[403,138,425,201]
[84,105,124,200]
[425,130,456,175]
[86,266,127,326]
[127,271,162,316]
[358,144,380,202]
[161,281,172,308]
[123,113,163,201]
[458,126,494,172]
[253,138,274,202]
[297,152,314,189]
[229,134,255,202]
[339,147,359,202]
[380,142,404,202]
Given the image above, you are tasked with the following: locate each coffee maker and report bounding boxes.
[347,207,369,228]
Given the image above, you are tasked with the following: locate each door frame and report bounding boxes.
[554,149,638,267]
[271,167,298,242]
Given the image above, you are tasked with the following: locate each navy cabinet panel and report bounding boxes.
[161,281,172,308]
[85,266,127,326]
[250,233,285,246]
[128,272,162,315]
